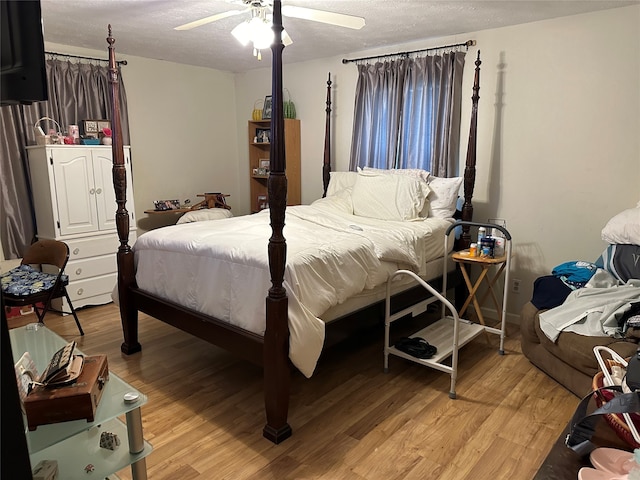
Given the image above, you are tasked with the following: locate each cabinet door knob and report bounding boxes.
[96,188,102,194]
[89,188,96,195]
[75,268,82,275]
[77,288,84,296]
[73,248,80,255]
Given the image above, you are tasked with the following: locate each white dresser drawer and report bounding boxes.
[67,254,117,281]
[67,273,117,303]
[65,231,137,261]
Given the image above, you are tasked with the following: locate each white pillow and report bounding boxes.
[176,209,233,224]
[351,172,431,221]
[361,166,430,184]
[427,176,463,219]
[326,171,358,197]
[311,189,353,214]
[601,207,640,245]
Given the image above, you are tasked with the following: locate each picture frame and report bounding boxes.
[80,119,100,138]
[259,159,270,170]
[262,95,272,119]
[153,199,181,211]
[257,194,268,210]
[81,119,110,138]
[255,128,271,143]
[97,120,111,137]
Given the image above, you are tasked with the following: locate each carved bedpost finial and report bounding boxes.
[322,72,332,197]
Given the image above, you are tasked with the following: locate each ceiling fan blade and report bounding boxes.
[281,5,365,30]
[174,9,247,31]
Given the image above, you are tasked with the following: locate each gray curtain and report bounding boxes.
[349,51,465,177]
[0,59,129,259]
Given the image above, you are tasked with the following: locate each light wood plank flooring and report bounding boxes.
[9,304,579,479]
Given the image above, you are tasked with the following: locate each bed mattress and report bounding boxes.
[134,198,453,377]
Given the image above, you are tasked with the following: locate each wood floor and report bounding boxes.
[9,304,579,480]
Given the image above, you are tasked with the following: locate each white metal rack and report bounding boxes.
[384,221,512,399]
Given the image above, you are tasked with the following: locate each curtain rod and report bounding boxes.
[342,39,475,64]
[45,51,128,66]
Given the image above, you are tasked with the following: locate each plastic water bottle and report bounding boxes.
[477,226,486,245]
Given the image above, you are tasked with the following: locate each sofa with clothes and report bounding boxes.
[521,204,640,397]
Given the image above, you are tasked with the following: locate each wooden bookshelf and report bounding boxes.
[248,119,300,213]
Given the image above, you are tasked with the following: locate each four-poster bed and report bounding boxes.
[107,3,481,445]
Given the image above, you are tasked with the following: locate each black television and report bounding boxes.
[1,0,48,106]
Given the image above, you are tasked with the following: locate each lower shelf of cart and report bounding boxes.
[29,417,152,480]
[388,316,486,369]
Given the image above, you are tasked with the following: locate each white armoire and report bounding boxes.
[26,145,136,309]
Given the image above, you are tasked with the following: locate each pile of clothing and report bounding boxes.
[534,261,640,343]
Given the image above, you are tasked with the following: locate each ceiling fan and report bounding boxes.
[174,0,366,32]
[174,0,365,58]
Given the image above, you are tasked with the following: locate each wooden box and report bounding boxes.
[24,355,109,431]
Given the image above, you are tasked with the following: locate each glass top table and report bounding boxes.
[10,323,151,479]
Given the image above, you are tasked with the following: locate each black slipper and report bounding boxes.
[394,337,437,359]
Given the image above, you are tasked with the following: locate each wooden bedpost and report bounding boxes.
[107,26,141,354]
[322,73,332,197]
[263,0,292,444]
[460,51,481,248]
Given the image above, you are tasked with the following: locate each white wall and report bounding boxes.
[235,5,640,315]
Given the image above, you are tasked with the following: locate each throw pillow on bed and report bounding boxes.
[326,171,358,197]
[311,188,354,215]
[351,172,430,221]
[359,167,433,218]
[427,176,463,219]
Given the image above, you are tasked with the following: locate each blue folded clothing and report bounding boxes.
[552,261,598,289]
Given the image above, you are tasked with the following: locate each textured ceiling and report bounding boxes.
[40,0,637,72]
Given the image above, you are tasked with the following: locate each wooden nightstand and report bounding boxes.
[451,250,508,330]
[450,224,513,355]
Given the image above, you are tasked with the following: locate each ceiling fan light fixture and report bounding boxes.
[250,17,273,50]
[174,2,365,57]
[230,6,293,59]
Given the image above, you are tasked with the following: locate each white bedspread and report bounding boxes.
[134,198,452,377]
